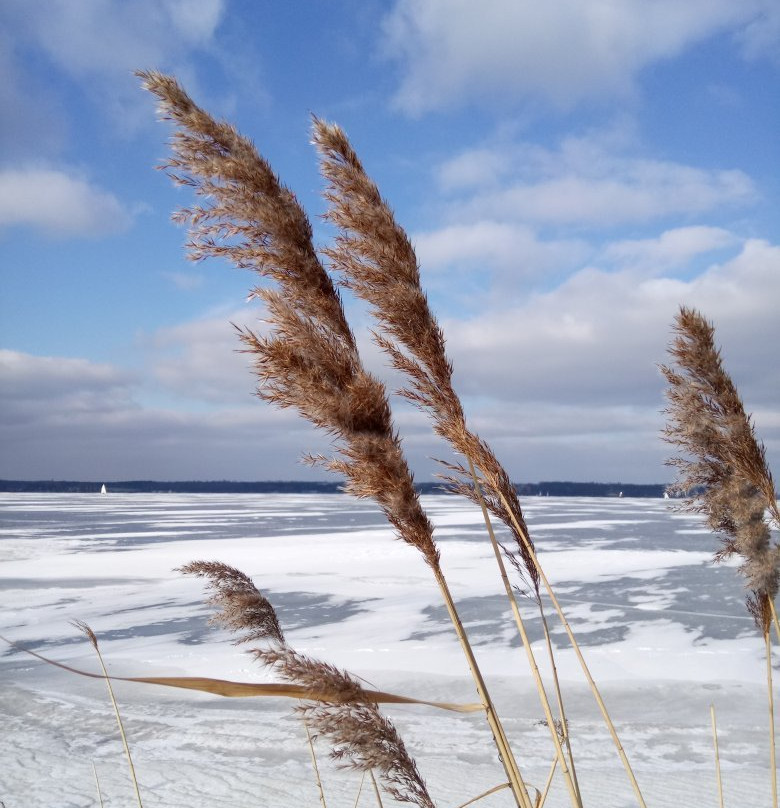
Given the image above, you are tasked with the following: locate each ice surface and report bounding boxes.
[0,493,775,807]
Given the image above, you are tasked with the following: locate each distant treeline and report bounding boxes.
[0,479,670,497]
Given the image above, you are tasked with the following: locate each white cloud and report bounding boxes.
[148,306,265,405]
[3,233,777,485]
[0,350,137,421]
[436,135,756,227]
[0,167,132,236]
[602,226,739,272]
[413,221,588,277]
[13,0,224,78]
[737,0,780,62]
[405,238,780,481]
[443,239,780,412]
[0,0,228,135]
[383,0,764,113]
[0,347,330,481]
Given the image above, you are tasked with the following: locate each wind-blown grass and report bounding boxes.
[662,304,779,807]
[5,72,776,808]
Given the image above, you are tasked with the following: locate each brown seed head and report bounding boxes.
[662,306,779,624]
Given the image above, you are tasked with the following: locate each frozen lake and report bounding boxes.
[0,492,774,807]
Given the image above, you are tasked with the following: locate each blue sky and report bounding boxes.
[1,0,779,484]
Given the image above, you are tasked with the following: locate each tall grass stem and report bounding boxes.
[468,458,581,807]
[304,718,328,808]
[352,771,367,808]
[369,770,385,808]
[76,624,144,808]
[92,762,104,808]
[765,628,778,808]
[538,757,559,808]
[710,705,724,808]
[432,565,533,808]
[539,605,582,800]
[496,491,647,808]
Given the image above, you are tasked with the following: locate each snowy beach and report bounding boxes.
[0,493,773,807]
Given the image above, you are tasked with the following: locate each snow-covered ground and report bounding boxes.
[0,493,774,807]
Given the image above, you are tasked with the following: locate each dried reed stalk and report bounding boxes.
[662,305,779,808]
[4,630,481,711]
[710,705,724,808]
[72,621,144,808]
[454,783,511,808]
[313,117,587,807]
[492,487,648,808]
[304,719,329,808]
[92,761,105,808]
[140,69,530,808]
[138,70,438,571]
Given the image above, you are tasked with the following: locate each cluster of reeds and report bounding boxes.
[133,71,779,807]
[136,68,643,808]
[14,72,775,808]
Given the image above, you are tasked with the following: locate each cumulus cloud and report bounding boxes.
[0,167,132,236]
[383,0,765,113]
[3,238,777,484]
[0,347,331,481]
[602,226,739,272]
[0,350,137,424]
[443,239,780,411]
[406,238,779,481]
[413,221,588,277]
[148,306,262,405]
[7,0,224,78]
[435,134,756,228]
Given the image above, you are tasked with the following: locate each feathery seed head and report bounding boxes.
[141,72,439,569]
[662,306,779,623]
[313,115,538,593]
[178,560,285,645]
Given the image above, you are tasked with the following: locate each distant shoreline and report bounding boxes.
[0,479,670,497]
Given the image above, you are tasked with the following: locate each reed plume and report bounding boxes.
[138,70,437,570]
[181,560,435,807]
[662,305,779,808]
[178,561,285,645]
[661,306,779,628]
[141,69,531,807]
[258,646,434,808]
[311,119,550,623]
[312,116,539,596]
